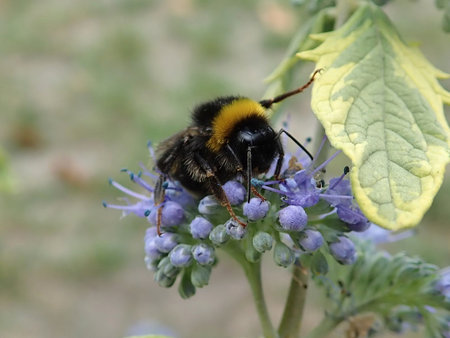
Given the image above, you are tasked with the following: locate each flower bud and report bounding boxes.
[223,181,246,205]
[245,243,262,263]
[190,216,213,239]
[243,198,270,221]
[252,232,273,253]
[162,261,180,278]
[178,270,196,299]
[164,181,195,208]
[148,201,185,227]
[191,264,211,288]
[278,205,307,232]
[144,255,157,271]
[169,244,193,267]
[154,268,176,288]
[144,226,158,241]
[198,195,220,214]
[329,236,357,265]
[336,205,370,232]
[144,237,162,261]
[157,256,170,269]
[298,229,324,252]
[273,242,295,267]
[209,224,230,246]
[225,218,247,240]
[154,232,178,253]
[192,244,215,265]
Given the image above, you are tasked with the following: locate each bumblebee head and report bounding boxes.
[203,97,279,173]
[206,98,269,152]
[228,114,279,173]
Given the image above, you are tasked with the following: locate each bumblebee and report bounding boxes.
[155,70,321,234]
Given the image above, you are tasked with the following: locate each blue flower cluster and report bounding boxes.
[105,138,374,295]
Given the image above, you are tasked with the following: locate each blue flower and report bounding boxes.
[336,205,370,232]
[106,136,377,295]
[148,201,185,228]
[321,171,371,231]
[329,236,357,265]
[298,229,324,252]
[243,198,270,221]
[169,244,193,267]
[225,218,247,239]
[190,216,213,239]
[278,205,307,231]
[144,227,162,263]
[154,232,178,253]
[192,244,215,265]
[222,181,246,205]
[198,195,220,215]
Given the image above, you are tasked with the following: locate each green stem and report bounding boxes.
[223,243,277,338]
[277,260,309,338]
[304,315,341,338]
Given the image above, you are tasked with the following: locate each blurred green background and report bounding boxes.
[0,0,448,337]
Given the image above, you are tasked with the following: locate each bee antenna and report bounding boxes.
[259,69,322,109]
[278,129,314,161]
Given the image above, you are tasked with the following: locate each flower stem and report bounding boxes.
[223,243,277,338]
[278,260,309,338]
[244,261,278,338]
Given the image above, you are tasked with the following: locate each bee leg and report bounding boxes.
[246,146,266,202]
[274,132,285,181]
[225,144,265,203]
[207,177,247,228]
[194,153,247,228]
[154,174,166,236]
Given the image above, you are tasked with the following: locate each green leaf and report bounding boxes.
[263,9,335,122]
[298,4,450,230]
[314,238,450,334]
[311,250,329,275]
[178,270,196,299]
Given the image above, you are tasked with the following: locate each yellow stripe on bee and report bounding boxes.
[206,98,267,152]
